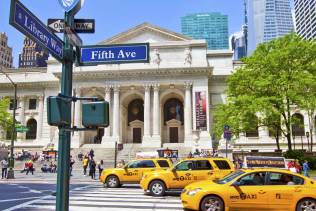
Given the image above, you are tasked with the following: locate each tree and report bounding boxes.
[0,98,12,133]
[214,33,316,151]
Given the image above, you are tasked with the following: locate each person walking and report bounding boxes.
[82,156,89,176]
[89,158,96,179]
[98,160,104,179]
[303,160,310,177]
[1,158,8,179]
[70,156,75,176]
[26,159,34,175]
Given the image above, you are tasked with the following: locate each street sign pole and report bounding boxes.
[56,12,74,211]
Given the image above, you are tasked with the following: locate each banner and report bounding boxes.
[195,91,207,130]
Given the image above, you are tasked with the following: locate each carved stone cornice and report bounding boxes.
[68,67,213,81]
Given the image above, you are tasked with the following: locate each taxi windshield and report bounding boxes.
[215,170,245,184]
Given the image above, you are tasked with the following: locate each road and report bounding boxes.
[0,171,184,211]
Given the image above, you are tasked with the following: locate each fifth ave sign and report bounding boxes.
[78,43,150,65]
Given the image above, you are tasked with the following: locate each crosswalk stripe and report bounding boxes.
[17,185,184,211]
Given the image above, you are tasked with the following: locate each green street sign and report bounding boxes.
[16,126,29,132]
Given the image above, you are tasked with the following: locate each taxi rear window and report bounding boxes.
[213,160,232,170]
[157,160,170,168]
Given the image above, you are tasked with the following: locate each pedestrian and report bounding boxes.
[82,155,89,176]
[70,156,75,176]
[89,149,94,160]
[98,160,104,178]
[89,158,96,179]
[303,160,310,177]
[1,158,8,179]
[187,152,193,158]
[26,159,34,175]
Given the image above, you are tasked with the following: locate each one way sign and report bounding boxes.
[47,19,95,33]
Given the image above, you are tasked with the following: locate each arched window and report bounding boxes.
[245,114,259,137]
[26,119,37,140]
[292,113,305,136]
[128,99,144,124]
[163,98,184,125]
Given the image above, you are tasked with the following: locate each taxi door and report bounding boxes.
[228,172,269,211]
[170,160,195,189]
[134,160,157,181]
[265,172,305,210]
[122,160,142,182]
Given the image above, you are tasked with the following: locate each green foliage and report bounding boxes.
[283,150,304,161]
[213,33,316,151]
[0,98,12,131]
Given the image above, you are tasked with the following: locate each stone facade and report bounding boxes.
[4,23,312,153]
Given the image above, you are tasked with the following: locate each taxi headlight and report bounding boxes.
[187,188,202,196]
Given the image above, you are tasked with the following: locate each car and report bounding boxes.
[100,158,172,188]
[140,158,234,196]
[181,168,316,211]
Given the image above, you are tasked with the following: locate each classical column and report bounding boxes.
[152,84,160,137]
[184,82,193,137]
[74,88,81,127]
[72,88,82,148]
[17,97,25,140]
[36,95,44,141]
[143,84,151,138]
[112,85,120,139]
[104,86,111,137]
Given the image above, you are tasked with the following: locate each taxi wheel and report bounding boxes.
[200,195,224,211]
[149,180,166,197]
[106,175,120,188]
[296,198,316,211]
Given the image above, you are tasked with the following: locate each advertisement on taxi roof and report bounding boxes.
[244,156,287,168]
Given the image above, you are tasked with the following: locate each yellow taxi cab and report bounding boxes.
[100,158,172,188]
[181,168,316,211]
[140,158,234,196]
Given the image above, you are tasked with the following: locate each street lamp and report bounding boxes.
[306,132,310,152]
[0,67,17,179]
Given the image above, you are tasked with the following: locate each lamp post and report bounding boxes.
[0,67,17,179]
[306,132,310,152]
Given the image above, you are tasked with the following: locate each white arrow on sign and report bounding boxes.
[48,19,64,33]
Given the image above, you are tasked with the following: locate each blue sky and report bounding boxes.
[0,0,245,67]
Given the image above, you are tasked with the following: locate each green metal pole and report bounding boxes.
[7,83,17,179]
[56,12,74,211]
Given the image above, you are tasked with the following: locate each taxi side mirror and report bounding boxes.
[232,181,240,187]
[124,166,128,170]
[171,168,176,172]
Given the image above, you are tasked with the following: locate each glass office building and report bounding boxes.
[247,0,294,55]
[181,12,229,50]
[294,0,316,40]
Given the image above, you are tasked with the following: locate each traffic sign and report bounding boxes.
[9,0,64,61]
[78,43,150,65]
[47,19,95,33]
[16,126,29,133]
[65,27,82,46]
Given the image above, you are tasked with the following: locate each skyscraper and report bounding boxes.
[181,12,229,50]
[247,0,294,55]
[0,32,13,68]
[294,0,316,40]
[231,0,248,60]
[19,37,49,68]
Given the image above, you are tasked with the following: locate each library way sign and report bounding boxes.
[10,0,149,65]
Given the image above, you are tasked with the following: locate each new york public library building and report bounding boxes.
[1,22,298,157]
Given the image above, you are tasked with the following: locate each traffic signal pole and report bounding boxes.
[56,12,74,211]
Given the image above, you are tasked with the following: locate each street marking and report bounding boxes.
[0,196,41,203]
